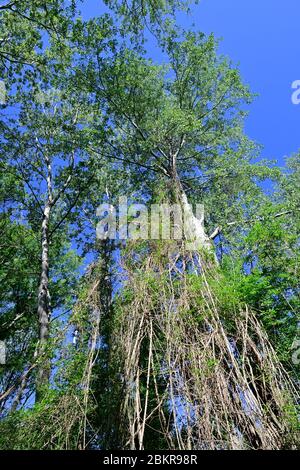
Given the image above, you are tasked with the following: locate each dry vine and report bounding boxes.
[106,242,300,450]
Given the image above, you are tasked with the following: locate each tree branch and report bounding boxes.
[209,208,300,240]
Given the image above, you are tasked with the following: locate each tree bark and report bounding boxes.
[35,202,51,401]
[179,190,214,253]
[34,145,54,401]
[33,144,75,401]
[169,160,214,254]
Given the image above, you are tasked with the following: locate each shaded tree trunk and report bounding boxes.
[34,145,54,401]
[35,201,51,400]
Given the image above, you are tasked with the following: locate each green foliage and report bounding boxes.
[0,389,84,449]
[0,0,299,451]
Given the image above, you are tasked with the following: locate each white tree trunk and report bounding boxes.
[36,202,51,398]
[180,191,214,254]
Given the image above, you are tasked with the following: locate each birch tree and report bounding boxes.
[1,83,94,398]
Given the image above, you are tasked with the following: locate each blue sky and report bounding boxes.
[190,0,300,165]
[81,0,300,167]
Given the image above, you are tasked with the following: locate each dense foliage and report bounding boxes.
[0,0,299,450]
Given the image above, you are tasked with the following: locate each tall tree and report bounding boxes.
[67,27,299,449]
[0,0,299,451]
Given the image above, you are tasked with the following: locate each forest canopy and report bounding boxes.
[0,0,299,451]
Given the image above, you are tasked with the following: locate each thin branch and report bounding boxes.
[209,207,300,240]
[0,1,16,10]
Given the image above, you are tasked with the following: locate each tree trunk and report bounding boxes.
[170,168,214,254]
[179,190,214,253]
[35,202,51,401]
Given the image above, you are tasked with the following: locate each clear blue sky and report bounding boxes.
[81,0,300,166]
